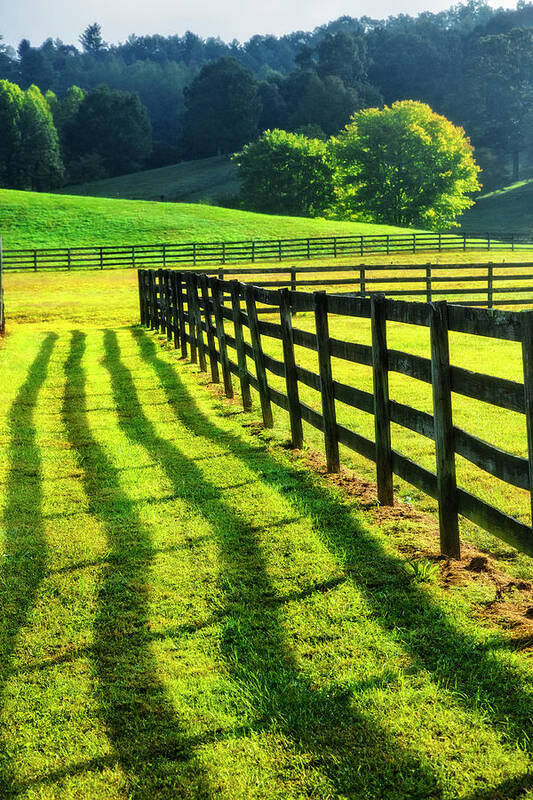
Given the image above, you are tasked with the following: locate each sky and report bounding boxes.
[1,0,517,50]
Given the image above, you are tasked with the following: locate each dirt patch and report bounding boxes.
[298,446,533,644]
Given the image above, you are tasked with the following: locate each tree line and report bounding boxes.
[0,1,532,190]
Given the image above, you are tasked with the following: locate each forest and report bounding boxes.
[0,0,532,194]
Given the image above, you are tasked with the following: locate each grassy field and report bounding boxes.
[61,155,240,204]
[460,179,533,235]
[2,267,533,797]
[0,189,410,250]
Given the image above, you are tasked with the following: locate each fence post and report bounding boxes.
[371,294,393,505]
[438,232,442,252]
[157,268,166,335]
[152,270,160,332]
[278,240,282,262]
[200,274,220,383]
[463,234,467,252]
[279,288,303,449]
[245,284,273,427]
[211,278,234,398]
[170,271,179,349]
[67,249,71,271]
[165,271,173,342]
[100,247,104,270]
[333,237,337,259]
[193,242,197,266]
[360,236,364,257]
[386,235,390,256]
[430,300,460,559]
[314,291,340,473]
[186,275,197,364]
[487,263,493,309]
[0,236,4,335]
[34,250,37,272]
[230,281,252,412]
[163,243,167,268]
[413,234,416,253]
[138,269,145,326]
[360,267,366,297]
[192,274,208,375]
[426,263,432,303]
[176,272,187,358]
[522,311,533,527]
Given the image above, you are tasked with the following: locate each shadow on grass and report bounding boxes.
[133,328,533,781]
[0,333,57,794]
[103,329,440,798]
[61,330,213,800]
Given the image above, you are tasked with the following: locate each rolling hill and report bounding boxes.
[0,189,411,250]
[61,155,240,204]
[460,179,533,234]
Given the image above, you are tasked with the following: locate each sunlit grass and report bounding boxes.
[1,267,533,797]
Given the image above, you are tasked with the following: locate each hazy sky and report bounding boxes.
[2,0,516,49]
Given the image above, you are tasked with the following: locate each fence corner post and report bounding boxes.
[371,293,393,505]
[430,300,460,559]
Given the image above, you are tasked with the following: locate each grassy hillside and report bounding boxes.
[460,178,533,234]
[0,189,411,250]
[61,155,240,204]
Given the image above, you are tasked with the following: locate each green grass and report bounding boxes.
[2,270,533,797]
[0,189,410,250]
[461,179,533,235]
[61,155,241,204]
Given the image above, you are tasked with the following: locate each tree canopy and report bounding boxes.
[331,101,481,229]
[235,129,335,216]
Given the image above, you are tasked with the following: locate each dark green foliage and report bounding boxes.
[235,129,335,216]
[181,58,262,158]
[64,85,152,178]
[0,80,63,190]
[79,23,106,55]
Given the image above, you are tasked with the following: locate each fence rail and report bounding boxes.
[138,267,533,562]
[4,230,533,272]
[151,260,533,310]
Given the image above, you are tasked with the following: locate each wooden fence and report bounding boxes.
[4,230,533,272]
[161,261,533,309]
[138,267,533,561]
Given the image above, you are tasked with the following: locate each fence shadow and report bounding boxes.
[60,330,214,800]
[102,328,440,798]
[0,333,57,794]
[133,327,533,767]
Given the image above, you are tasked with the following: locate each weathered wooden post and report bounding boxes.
[245,284,273,427]
[371,294,393,505]
[230,281,252,412]
[279,288,303,449]
[314,291,340,473]
[0,236,4,335]
[200,274,220,383]
[211,278,234,398]
[521,310,533,526]
[430,300,460,558]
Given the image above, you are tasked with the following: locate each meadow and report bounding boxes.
[0,189,409,250]
[3,263,533,798]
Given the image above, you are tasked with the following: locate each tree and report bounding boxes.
[79,23,106,55]
[0,80,24,187]
[235,129,335,216]
[180,57,261,158]
[17,84,64,189]
[290,74,360,136]
[316,31,368,87]
[64,85,151,177]
[331,101,480,229]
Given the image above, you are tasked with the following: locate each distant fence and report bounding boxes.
[161,261,533,309]
[3,230,533,272]
[138,267,533,561]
